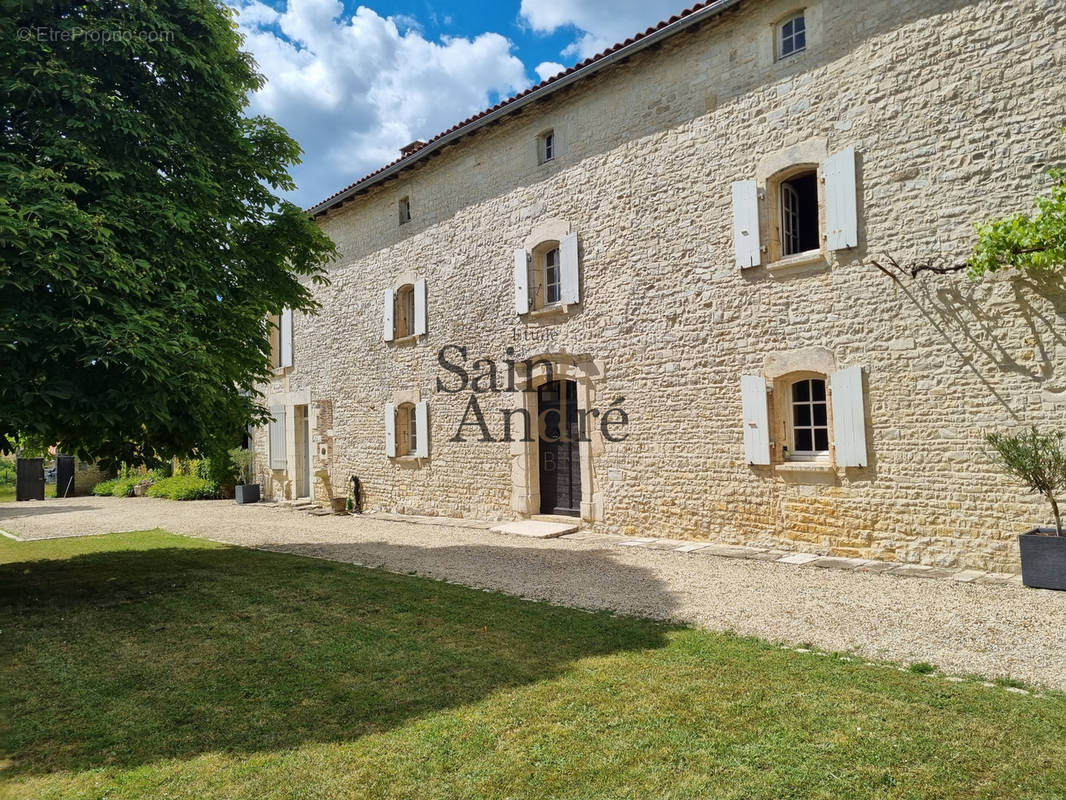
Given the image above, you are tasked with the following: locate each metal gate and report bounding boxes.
[55,454,75,497]
[16,458,45,501]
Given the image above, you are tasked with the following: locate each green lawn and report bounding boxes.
[0,483,57,502]
[1,532,1064,800]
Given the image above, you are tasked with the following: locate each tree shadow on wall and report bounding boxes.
[875,265,1066,420]
[0,538,680,777]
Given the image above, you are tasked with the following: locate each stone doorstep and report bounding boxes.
[491,520,580,539]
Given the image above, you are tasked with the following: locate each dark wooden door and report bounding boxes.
[55,454,75,497]
[538,380,581,516]
[16,458,44,501]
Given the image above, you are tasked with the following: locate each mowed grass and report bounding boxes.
[1,532,1064,800]
[0,484,57,503]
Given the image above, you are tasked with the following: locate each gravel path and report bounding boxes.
[4,496,1065,691]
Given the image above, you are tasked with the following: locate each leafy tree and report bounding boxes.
[986,428,1066,536]
[969,166,1066,277]
[0,0,335,467]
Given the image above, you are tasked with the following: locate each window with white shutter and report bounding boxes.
[384,402,396,457]
[514,248,530,315]
[559,232,580,305]
[280,308,293,368]
[413,278,427,336]
[824,147,858,250]
[383,287,395,341]
[269,406,287,470]
[830,365,867,467]
[415,400,429,459]
[740,375,771,465]
[732,180,762,269]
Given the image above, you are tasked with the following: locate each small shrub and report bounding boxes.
[109,476,140,497]
[146,475,220,501]
[986,427,1066,535]
[91,479,118,496]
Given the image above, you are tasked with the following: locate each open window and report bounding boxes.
[778,169,819,258]
[514,233,579,314]
[777,11,806,60]
[731,147,858,269]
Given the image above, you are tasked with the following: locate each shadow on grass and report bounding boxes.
[0,537,680,776]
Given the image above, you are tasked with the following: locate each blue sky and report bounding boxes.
[230,0,689,207]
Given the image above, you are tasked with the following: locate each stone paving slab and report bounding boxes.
[491,520,578,539]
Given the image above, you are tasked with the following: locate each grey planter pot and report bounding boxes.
[234,483,260,505]
[1018,528,1066,591]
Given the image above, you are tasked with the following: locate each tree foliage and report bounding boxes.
[986,428,1066,536]
[0,0,336,466]
[969,166,1066,278]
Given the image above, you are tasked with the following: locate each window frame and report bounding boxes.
[543,246,561,305]
[785,376,830,461]
[539,130,555,164]
[777,11,807,60]
[398,196,411,225]
[395,283,416,338]
[396,403,417,457]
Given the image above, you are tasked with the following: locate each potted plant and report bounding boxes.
[986,427,1066,590]
[229,447,260,504]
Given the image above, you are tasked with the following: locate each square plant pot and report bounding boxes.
[234,483,260,505]
[1018,528,1066,591]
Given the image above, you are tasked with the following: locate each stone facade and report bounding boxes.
[255,0,1066,572]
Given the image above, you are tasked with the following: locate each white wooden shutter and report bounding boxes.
[732,180,761,269]
[514,248,529,315]
[383,287,395,341]
[824,146,858,250]
[279,308,293,368]
[559,232,580,305]
[830,365,867,467]
[415,400,429,459]
[741,375,771,465]
[414,279,427,336]
[384,402,396,457]
[269,406,287,469]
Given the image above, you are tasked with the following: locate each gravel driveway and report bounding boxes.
[4,496,1065,691]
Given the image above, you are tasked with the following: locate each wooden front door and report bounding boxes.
[538,380,581,516]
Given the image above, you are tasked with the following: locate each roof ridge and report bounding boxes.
[307,1,732,216]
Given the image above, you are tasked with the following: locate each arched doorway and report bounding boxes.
[537,379,581,516]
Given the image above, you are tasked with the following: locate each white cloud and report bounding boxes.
[231,0,531,207]
[534,61,566,81]
[520,0,685,60]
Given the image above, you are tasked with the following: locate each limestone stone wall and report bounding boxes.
[255,0,1066,572]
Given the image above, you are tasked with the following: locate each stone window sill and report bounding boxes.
[775,461,835,473]
[526,304,575,320]
[391,455,427,466]
[767,250,827,274]
[390,334,419,346]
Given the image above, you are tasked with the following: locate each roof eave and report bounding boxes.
[307,0,744,218]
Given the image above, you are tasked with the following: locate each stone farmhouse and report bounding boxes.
[254,0,1066,572]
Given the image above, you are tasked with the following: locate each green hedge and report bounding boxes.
[90,476,140,497]
[145,476,220,501]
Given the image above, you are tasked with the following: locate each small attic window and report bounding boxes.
[777,11,806,60]
[399,196,411,225]
[539,130,555,164]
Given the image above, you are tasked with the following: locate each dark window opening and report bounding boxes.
[780,171,818,255]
